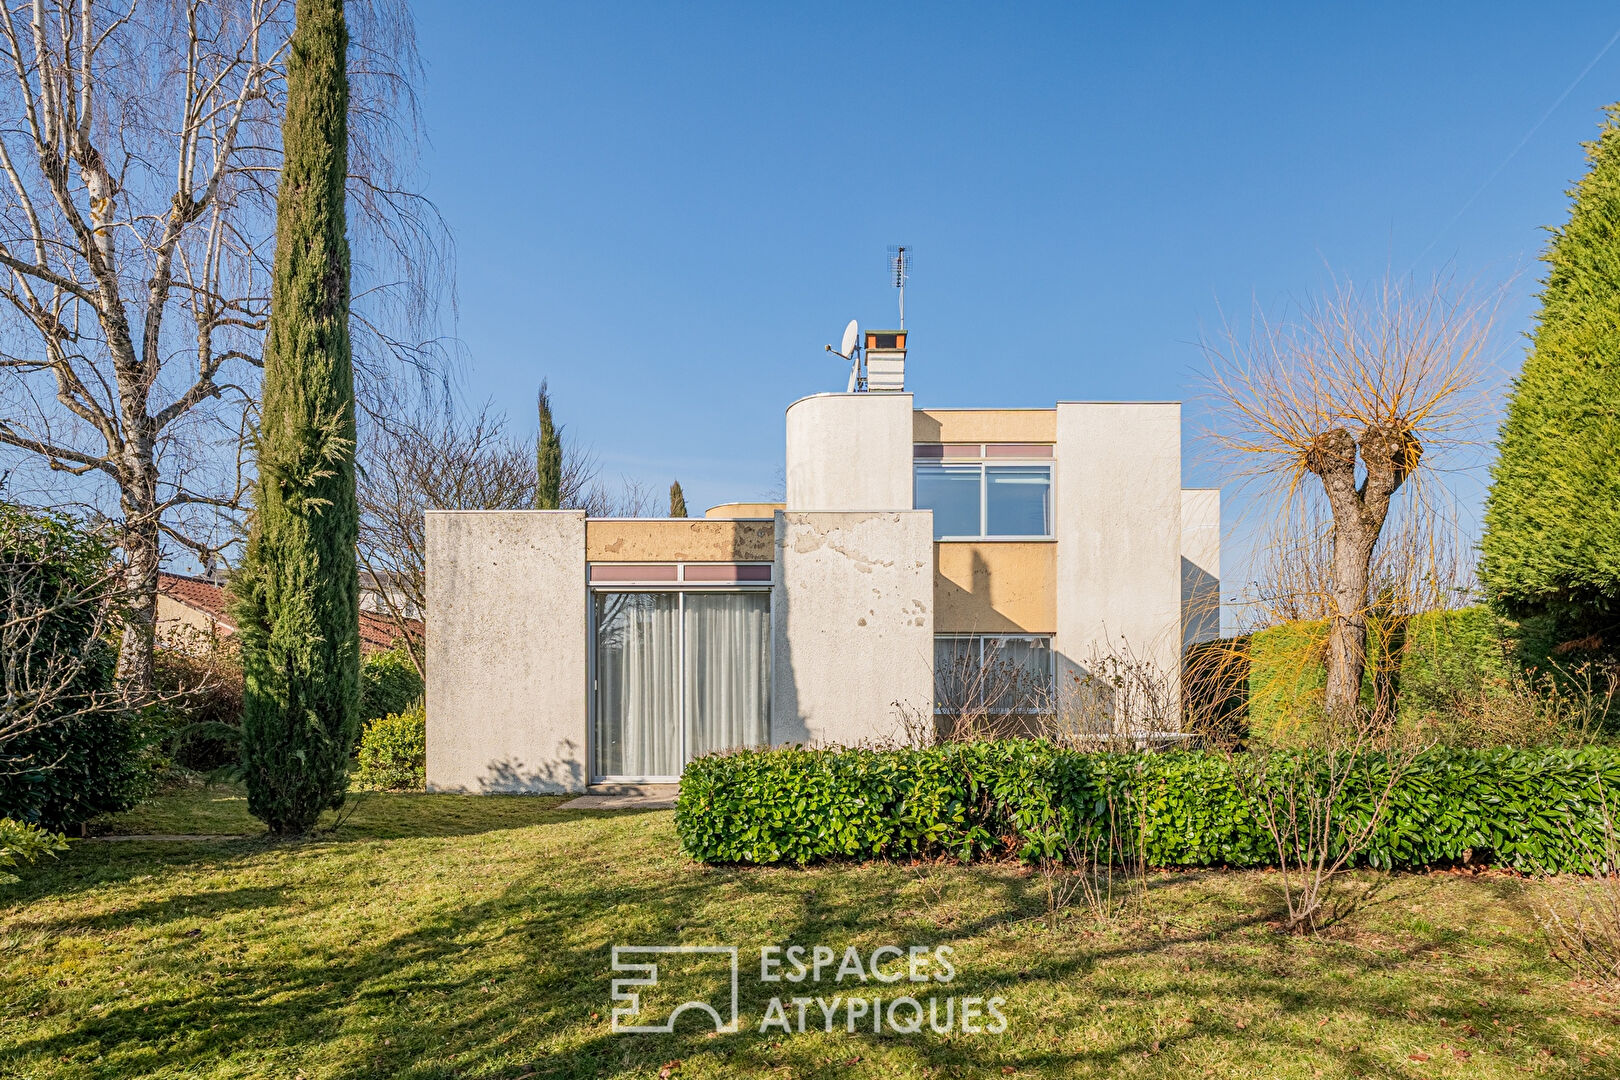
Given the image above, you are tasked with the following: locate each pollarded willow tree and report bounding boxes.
[1482,105,1620,653]
[0,0,449,693]
[1205,277,1492,723]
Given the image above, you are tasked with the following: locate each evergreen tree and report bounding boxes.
[535,381,562,510]
[669,480,687,518]
[233,0,359,834]
[1482,105,1620,651]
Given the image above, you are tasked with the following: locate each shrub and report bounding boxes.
[360,646,423,726]
[354,702,426,791]
[0,818,68,884]
[151,630,244,771]
[0,502,150,830]
[675,740,1620,872]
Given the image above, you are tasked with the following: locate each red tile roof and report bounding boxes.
[157,572,420,655]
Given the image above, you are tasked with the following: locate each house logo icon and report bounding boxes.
[611,946,741,1034]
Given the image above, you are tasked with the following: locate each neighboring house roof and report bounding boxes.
[157,572,420,654]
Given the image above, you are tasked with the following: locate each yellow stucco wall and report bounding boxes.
[705,502,786,520]
[913,408,1056,445]
[585,519,775,562]
[934,541,1057,633]
[156,595,230,641]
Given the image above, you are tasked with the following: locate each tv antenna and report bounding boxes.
[824,318,862,391]
[887,245,910,328]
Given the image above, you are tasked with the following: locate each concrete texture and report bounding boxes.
[704,502,786,520]
[913,408,1057,445]
[933,540,1058,633]
[585,518,775,562]
[1180,488,1222,652]
[1053,404,1185,706]
[557,785,678,810]
[772,510,935,747]
[784,393,914,512]
[426,510,589,794]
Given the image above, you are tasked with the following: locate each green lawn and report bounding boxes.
[2,783,1616,1079]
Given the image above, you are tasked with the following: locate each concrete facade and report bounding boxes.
[425,383,1219,791]
[772,510,935,747]
[1052,403,1185,693]
[585,518,774,562]
[425,510,589,794]
[785,392,913,512]
[1180,488,1222,652]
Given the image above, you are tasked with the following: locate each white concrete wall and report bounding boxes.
[426,510,588,793]
[1053,403,1184,708]
[784,392,914,512]
[772,510,934,747]
[1180,488,1222,652]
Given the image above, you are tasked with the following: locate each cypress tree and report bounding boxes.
[535,381,562,510]
[233,0,359,834]
[1481,104,1620,651]
[669,480,687,518]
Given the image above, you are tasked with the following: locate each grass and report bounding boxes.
[1,783,1617,1079]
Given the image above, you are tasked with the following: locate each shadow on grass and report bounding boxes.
[3,816,1606,1080]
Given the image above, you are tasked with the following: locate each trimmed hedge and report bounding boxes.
[354,702,426,791]
[1203,606,1518,740]
[675,741,1619,873]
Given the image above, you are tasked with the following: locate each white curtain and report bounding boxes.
[683,593,770,758]
[594,592,680,777]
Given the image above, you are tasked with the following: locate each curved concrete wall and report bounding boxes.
[784,392,914,512]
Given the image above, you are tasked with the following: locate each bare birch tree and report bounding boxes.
[1204,276,1493,722]
[0,0,448,692]
[357,399,656,675]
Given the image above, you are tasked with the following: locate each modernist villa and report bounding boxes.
[425,329,1220,793]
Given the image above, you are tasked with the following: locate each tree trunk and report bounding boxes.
[1309,423,1417,726]
[1324,526,1374,723]
[113,435,161,696]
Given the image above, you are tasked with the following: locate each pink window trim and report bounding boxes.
[914,443,982,459]
[984,443,1053,458]
[682,563,773,583]
[588,563,678,583]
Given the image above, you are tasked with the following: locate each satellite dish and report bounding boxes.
[823,318,864,392]
[840,319,860,359]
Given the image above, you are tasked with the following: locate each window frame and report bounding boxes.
[932,632,1057,716]
[587,572,774,784]
[913,449,1055,541]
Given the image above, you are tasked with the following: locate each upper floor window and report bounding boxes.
[914,457,1052,539]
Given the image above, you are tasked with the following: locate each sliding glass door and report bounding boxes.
[593,590,770,781]
[593,592,680,778]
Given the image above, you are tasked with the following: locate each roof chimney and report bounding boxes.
[863,329,906,392]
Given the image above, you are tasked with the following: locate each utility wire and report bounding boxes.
[1409,21,1620,271]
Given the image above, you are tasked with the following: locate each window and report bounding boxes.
[593,590,770,780]
[933,634,1054,714]
[914,460,1052,539]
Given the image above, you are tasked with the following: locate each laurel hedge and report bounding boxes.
[674,741,1619,872]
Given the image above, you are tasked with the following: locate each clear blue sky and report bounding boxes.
[410,1,1620,589]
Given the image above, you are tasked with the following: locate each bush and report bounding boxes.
[675,740,1620,872]
[360,646,423,726]
[151,630,244,771]
[354,702,426,791]
[0,818,68,884]
[0,502,150,830]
